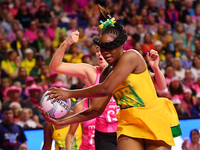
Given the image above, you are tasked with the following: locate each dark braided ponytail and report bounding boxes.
[93,5,127,49]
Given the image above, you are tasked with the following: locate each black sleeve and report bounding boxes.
[17,125,27,143]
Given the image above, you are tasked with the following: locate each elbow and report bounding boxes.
[100,85,112,96]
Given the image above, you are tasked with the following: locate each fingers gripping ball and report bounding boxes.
[40,91,71,118]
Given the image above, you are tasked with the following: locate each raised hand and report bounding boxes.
[63,30,79,47]
[45,87,70,103]
[146,49,159,69]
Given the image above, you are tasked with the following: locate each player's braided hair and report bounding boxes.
[93,5,127,49]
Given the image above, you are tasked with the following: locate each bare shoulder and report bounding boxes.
[119,50,145,64]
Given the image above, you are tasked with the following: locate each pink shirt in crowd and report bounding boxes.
[45,28,56,41]
[24,30,38,42]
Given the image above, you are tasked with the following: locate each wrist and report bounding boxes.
[151,65,160,71]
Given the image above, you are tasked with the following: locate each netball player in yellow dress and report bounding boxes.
[40,6,182,150]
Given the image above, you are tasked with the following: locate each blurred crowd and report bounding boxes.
[0,0,200,131]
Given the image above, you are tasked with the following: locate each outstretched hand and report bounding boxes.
[146,49,159,69]
[45,87,70,103]
[63,30,79,47]
[38,106,60,126]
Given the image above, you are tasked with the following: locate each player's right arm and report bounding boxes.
[49,31,97,86]
[42,123,53,150]
[65,100,84,150]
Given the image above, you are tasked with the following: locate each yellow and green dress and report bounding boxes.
[51,123,82,150]
[113,68,182,146]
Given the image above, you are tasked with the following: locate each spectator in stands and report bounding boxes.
[191,93,200,116]
[35,2,51,29]
[146,14,158,35]
[30,55,44,83]
[22,83,44,127]
[66,19,78,37]
[136,24,145,44]
[15,1,33,29]
[28,0,41,17]
[173,57,185,81]
[172,22,187,46]
[183,15,196,33]
[182,129,200,150]
[134,42,143,56]
[84,17,99,37]
[45,17,66,48]
[64,43,83,64]
[142,33,155,54]
[0,4,10,21]
[154,41,165,61]
[192,5,200,22]
[3,85,22,108]
[182,88,195,116]
[137,7,148,25]
[195,20,200,40]
[181,0,195,22]
[10,0,21,18]
[24,20,38,43]
[191,55,200,81]
[164,65,175,86]
[0,77,10,100]
[148,0,158,18]
[123,33,140,51]
[18,37,36,59]
[21,48,36,75]
[50,0,67,20]
[166,2,179,29]
[6,22,20,44]
[157,7,170,30]
[124,16,138,36]
[1,13,23,35]
[0,39,8,62]
[194,39,200,55]
[39,65,51,89]
[0,106,27,150]
[17,108,37,129]
[183,69,195,90]
[31,29,45,53]
[13,67,27,90]
[39,38,53,61]
[169,76,184,100]
[153,24,172,49]
[174,39,185,58]
[84,0,100,20]
[172,97,189,118]
[48,72,58,86]
[1,49,21,79]
[62,0,79,15]
[181,47,193,69]
[159,52,173,70]
[11,30,24,53]
[10,102,22,123]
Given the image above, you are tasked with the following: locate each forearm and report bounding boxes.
[49,44,67,71]
[57,107,100,126]
[65,134,74,150]
[152,66,167,90]
[66,83,109,99]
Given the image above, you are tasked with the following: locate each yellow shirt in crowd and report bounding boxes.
[1,59,16,75]
[20,58,36,75]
